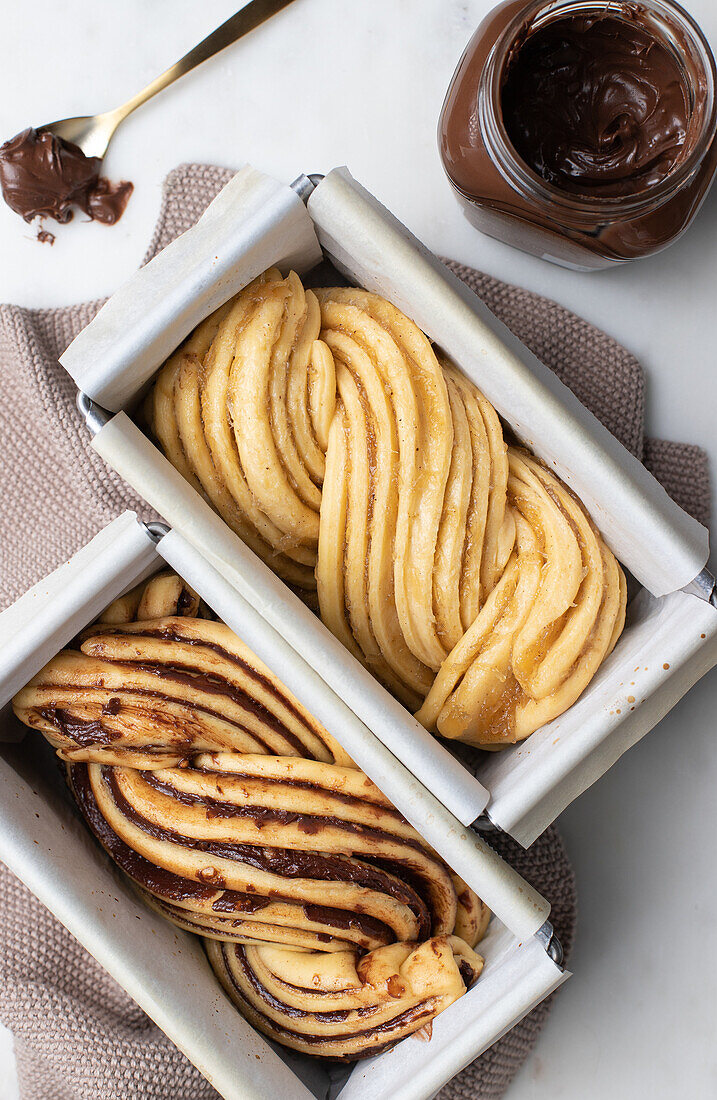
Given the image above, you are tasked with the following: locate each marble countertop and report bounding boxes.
[0,2,716,1098]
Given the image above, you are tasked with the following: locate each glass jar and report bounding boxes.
[438,0,717,270]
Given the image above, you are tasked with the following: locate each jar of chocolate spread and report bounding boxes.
[439,0,717,269]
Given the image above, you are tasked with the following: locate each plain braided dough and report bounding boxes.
[150,269,627,749]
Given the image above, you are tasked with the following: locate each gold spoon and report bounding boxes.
[37,0,299,160]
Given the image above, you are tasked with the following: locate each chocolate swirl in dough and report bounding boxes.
[66,753,487,954]
[207,935,483,1060]
[148,271,626,747]
[12,573,351,770]
[65,749,486,1055]
[12,577,488,1058]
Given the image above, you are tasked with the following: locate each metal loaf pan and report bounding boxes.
[58,166,717,845]
[0,512,566,1100]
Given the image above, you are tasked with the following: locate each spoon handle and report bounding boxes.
[115,0,299,121]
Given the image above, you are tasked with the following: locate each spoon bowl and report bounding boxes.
[38,111,123,161]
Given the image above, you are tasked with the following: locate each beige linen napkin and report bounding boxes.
[0,164,709,1100]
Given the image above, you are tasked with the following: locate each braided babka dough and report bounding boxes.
[148,270,626,747]
[12,574,488,1059]
[13,573,351,770]
[207,936,483,1060]
[151,269,332,592]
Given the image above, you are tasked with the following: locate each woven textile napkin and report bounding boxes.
[0,164,710,1100]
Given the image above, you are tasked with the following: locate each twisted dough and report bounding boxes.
[12,577,488,1058]
[149,271,626,747]
[67,752,487,955]
[151,269,334,592]
[415,451,627,746]
[12,573,350,769]
[65,744,487,1056]
[208,935,483,1060]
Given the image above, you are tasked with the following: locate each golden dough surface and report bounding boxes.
[148,270,626,748]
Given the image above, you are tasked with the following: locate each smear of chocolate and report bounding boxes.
[0,127,132,226]
[458,958,478,989]
[38,706,121,746]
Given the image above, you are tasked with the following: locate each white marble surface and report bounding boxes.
[0,1,716,1098]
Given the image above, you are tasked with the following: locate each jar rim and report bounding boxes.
[480,0,717,219]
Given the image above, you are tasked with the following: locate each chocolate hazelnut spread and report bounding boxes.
[501,14,693,196]
[439,0,717,268]
[0,127,133,226]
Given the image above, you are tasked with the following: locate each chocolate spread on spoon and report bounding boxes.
[0,127,133,226]
[501,14,693,196]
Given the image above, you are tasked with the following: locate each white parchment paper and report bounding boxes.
[307,168,709,598]
[156,526,550,939]
[93,417,493,828]
[479,585,717,845]
[0,512,157,711]
[60,166,322,411]
[338,920,566,1100]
